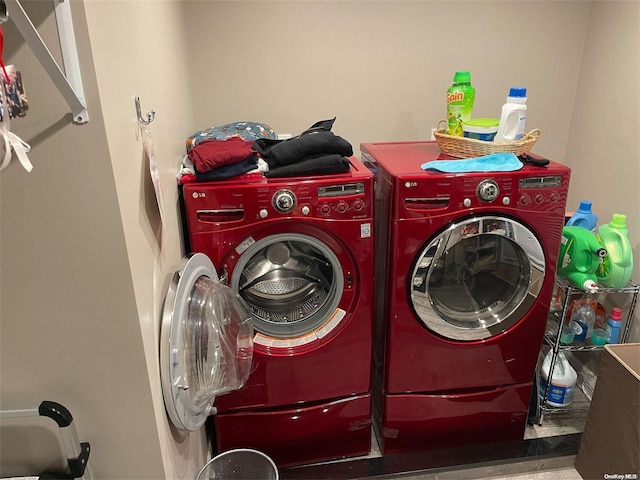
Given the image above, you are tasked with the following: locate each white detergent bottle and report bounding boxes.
[539,350,577,407]
[494,87,527,142]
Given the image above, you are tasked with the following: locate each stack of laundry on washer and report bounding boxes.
[179,118,353,182]
[179,121,276,183]
[252,117,353,178]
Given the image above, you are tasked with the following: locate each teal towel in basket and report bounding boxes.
[421,152,523,173]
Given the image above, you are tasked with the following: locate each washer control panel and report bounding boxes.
[316,182,366,217]
[272,189,297,213]
[185,178,371,225]
[262,181,369,219]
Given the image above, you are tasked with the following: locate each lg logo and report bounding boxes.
[192,192,206,198]
[404,181,417,188]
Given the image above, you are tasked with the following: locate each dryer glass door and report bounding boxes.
[160,253,253,431]
[410,216,545,341]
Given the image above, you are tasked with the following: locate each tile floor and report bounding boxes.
[389,396,590,479]
[384,464,583,480]
[487,466,583,480]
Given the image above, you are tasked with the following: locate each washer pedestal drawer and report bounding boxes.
[376,383,531,455]
[215,393,371,468]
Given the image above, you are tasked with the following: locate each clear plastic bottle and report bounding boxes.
[494,87,527,142]
[579,303,596,339]
[446,71,476,136]
[569,306,588,343]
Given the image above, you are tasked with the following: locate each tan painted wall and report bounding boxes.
[81,0,208,477]
[183,1,591,161]
[0,1,166,478]
[563,0,640,341]
[1,1,638,479]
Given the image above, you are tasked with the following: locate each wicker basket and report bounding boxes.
[434,119,540,158]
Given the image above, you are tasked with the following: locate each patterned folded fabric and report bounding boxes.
[186,121,277,152]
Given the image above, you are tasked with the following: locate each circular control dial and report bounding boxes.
[519,193,531,206]
[272,189,296,213]
[477,180,500,202]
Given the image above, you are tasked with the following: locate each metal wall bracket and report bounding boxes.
[6,0,88,124]
[135,96,155,126]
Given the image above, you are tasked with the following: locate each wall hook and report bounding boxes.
[0,1,8,24]
[135,96,155,126]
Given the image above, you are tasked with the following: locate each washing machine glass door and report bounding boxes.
[160,253,253,431]
[410,216,545,341]
[231,233,344,339]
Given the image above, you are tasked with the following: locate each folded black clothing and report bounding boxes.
[254,131,353,167]
[299,117,336,135]
[195,154,258,181]
[265,154,351,178]
[252,118,336,156]
[252,118,352,167]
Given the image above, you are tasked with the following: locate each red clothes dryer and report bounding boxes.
[361,142,570,455]
[181,159,374,467]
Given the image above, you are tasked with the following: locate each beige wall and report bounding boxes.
[0,1,166,478]
[183,1,590,161]
[1,1,638,478]
[81,1,208,478]
[563,0,640,340]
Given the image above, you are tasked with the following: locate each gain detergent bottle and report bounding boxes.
[557,226,607,291]
[446,71,476,136]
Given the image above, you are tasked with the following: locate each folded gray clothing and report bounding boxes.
[253,131,353,167]
[264,154,351,178]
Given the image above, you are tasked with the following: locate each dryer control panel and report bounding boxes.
[476,179,500,203]
[360,140,570,221]
[396,168,569,220]
[517,175,564,207]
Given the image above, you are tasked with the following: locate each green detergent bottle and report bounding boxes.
[446,71,476,136]
[596,214,634,287]
[557,226,607,291]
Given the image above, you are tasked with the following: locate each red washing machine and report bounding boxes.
[361,141,570,455]
[180,159,374,467]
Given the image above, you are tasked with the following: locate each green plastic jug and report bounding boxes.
[596,214,634,288]
[557,226,607,291]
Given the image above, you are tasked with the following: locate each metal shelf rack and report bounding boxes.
[537,277,639,425]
